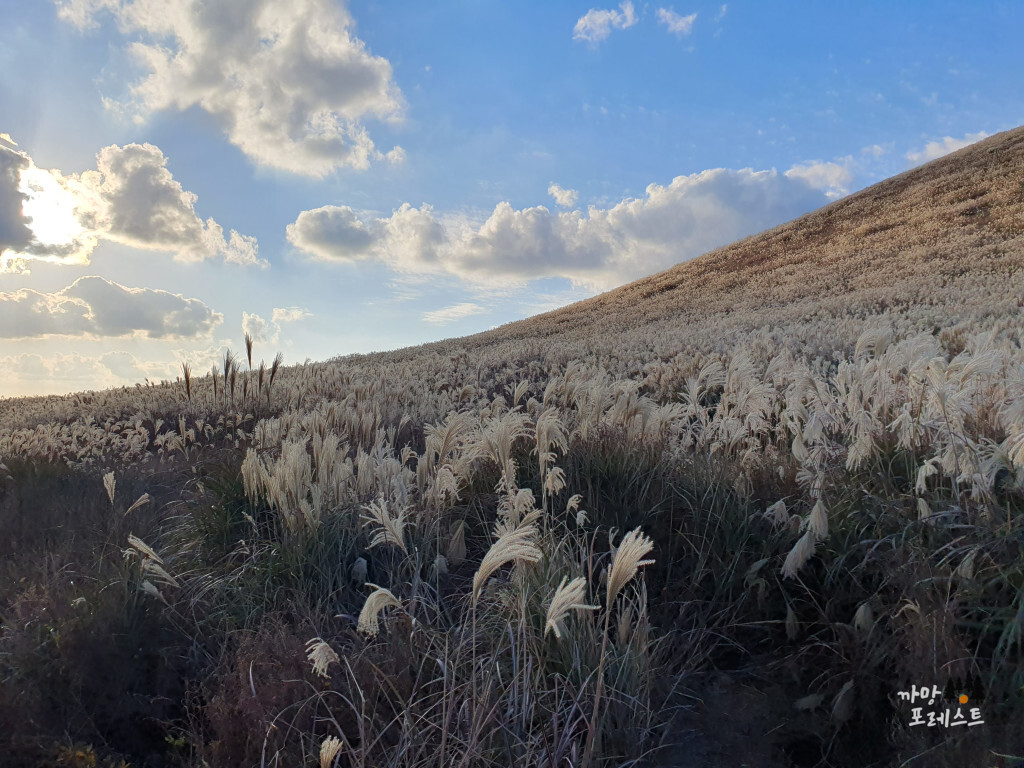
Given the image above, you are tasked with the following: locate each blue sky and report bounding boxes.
[1,1,1022,397]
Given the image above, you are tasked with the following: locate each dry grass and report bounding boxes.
[2,127,1024,767]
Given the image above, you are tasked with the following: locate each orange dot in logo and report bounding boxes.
[958,694,969,704]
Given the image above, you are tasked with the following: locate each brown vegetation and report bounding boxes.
[2,127,1024,767]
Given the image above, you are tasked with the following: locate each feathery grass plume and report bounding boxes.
[915,458,939,495]
[222,349,236,386]
[543,465,567,497]
[447,520,467,565]
[916,496,934,523]
[509,379,530,408]
[831,679,855,724]
[429,554,449,581]
[181,361,192,402]
[269,351,284,401]
[545,576,599,639]
[142,559,179,589]
[103,471,116,506]
[361,497,408,555]
[257,360,266,399]
[350,557,368,586]
[535,407,568,462]
[786,603,799,640]
[765,499,789,528]
[472,518,543,601]
[564,493,589,526]
[305,637,340,678]
[357,585,402,637]
[1008,428,1024,469]
[853,602,874,636]
[781,529,816,579]
[140,579,167,604]
[427,465,461,510]
[606,528,655,606]
[808,498,828,540]
[795,693,825,711]
[955,548,978,581]
[244,332,254,369]
[566,493,583,516]
[320,736,344,768]
[127,533,164,564]
[854,326,892,360]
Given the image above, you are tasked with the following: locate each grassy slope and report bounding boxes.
[413,125,1024,354]
[3,128,1024,768]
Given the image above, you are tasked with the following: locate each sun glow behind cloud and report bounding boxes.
[18,164,86,249]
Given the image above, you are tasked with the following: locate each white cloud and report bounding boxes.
[80,143,262,264]
[289,165,830,292]
[98,350,148,380]
[422,303,486,324]
[56,0,405,177]
[548,183,579,208]
[1,139,262,271]
[272,306,312,324]
[286,204,377,262]
[573,1,638,44]
[0,349,180,396]
[242,306,311,345]
[861,144,887,158]
[0,352,112,395]
[784,159,853,200]
[656,8,697,36]
[272,307,307,325]
[714,4,728,21]
[242,311,274,344]
[905,131,989,165]
[0,276,223,339]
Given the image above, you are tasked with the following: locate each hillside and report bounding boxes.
[2,128,1024,768]
[462,125,1024,354]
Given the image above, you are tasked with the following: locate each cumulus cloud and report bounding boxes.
[905,131,989,165]
[98,350,148,380]
[272,306,312,324]
[0,352,109,395]
[80,143,261,264]
[422,302,486,324]
[573,1,638,44]
[0,350,179,396]
[0,276,222,339]
[0,139,262,271]
[656,8,697,36]
[242,306,311,344]
[784,159,853,200]
[242,311,274,345]
[56,0,405,177]
[0,141,34,256]
[289,165,831,291]
[286,205,378,262]
[548,183,579,208]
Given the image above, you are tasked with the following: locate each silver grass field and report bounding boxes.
[1,129,1024,767]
